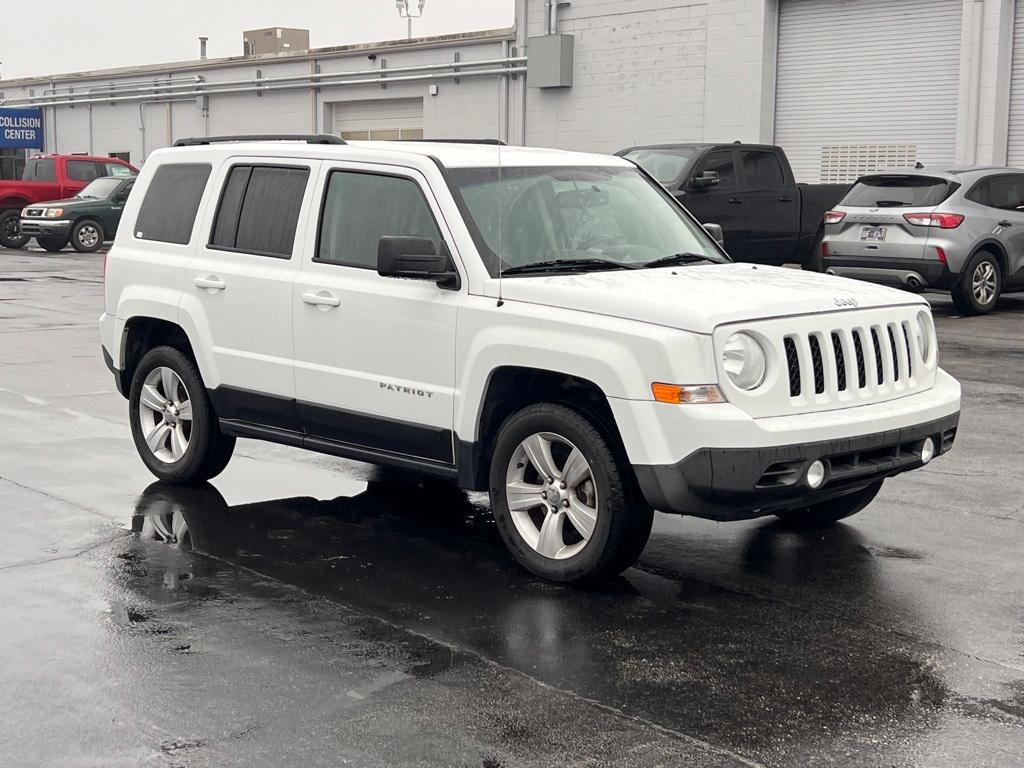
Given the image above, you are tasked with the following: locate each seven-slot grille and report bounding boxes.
[783,321,920,400]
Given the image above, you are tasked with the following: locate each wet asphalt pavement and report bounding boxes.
[1,249,1022,767]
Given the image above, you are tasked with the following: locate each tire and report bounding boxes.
[951,251,1001,315]
[774,481,883,529]
[128,345,236,484]
[0,210,30,249]
[488,402,653,583]
[70,219,104,253]
[36,236,67,253]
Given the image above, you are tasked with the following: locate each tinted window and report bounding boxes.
[623,148,695,184]
[967,175,1024,212]
[135,163,212,245]
[842,175,951,208]
[67,160,101,182]
[209,165,309,258]
[23,158,55,181]
[739,150,785,188]
[317,171,441,269]
[694,151,736,187]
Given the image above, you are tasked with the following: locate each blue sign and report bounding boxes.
[0,108,43,149]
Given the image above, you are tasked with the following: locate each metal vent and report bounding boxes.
[808,335,825,394]
[871,328,884,385]
[819,144,919,184]
[831,332,847,391]
[784,337,801,397]
[853,331,867,389]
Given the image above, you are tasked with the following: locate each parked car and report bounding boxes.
[617,142,848,268]
[20,175,137,253]
[821,166,1024,314]
[100,135,960,583]
[0,154,137,249]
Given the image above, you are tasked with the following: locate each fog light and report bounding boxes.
[920,437,935,465]
[806,460,826,489]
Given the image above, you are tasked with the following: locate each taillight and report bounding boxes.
[903,212,964,229]
[823,210,846,225]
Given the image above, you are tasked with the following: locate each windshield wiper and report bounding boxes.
[502,258,639,276]
[642,252,717,269]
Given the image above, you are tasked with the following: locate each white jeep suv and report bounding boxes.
[100,135,961,583]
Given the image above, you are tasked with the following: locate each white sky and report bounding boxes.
[0,0,515,80]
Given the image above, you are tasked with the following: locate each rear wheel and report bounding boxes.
[952,251,1001,315]
[0,210,30,249]
[775,481,883,528]
[70,219,104,253]
[489,402,653,583]
[128,346,235,484]
[37,236,67,253]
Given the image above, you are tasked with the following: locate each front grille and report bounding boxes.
[784,337,800,397]
[871,328,884,385]
[24,208,44,217]
[831,332,847,391]
[852,331,867,388]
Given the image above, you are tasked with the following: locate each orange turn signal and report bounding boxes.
[652,383,725,404]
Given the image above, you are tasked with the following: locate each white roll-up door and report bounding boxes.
[775,0,963,183]
[1007,0,1024,166]
[332,98,424,141]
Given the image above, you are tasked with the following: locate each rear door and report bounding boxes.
[736,149,800,264]
[674,149,746,258]
[185,159,318,431]
[826,174,952,260]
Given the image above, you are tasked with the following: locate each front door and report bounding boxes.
[292,164,461,465]
[674,150,746,258]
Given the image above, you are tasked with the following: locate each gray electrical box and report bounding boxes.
[527,34,574,88]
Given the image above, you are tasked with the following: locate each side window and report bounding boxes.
[739,150,785,188]
[135,163,212,245]
[316,171,442,269]
[972,175,1024,213]
[23,158,56,181]
[67,160,100,182]
[694,151,736,187]
[105,162,136,177]
[209,165,310,258]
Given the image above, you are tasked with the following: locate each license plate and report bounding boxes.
[861,226,887,242]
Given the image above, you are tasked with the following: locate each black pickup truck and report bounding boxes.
[618,143,848,268]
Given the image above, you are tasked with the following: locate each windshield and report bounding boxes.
[76,177,124,199]
[448,165,725,277]
[621,148,695,184]
[841,175,953,208]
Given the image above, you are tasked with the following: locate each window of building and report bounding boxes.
[135,163,212,245]
[209,165,309,258]
[739,150,786,188]
[317,171,441,269]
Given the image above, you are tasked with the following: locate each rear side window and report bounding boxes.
[22,158,55,181]
[317,171,441,269]
[209,165,310,258]
[739,150,785,188]
[841,176,951,208]
[135,163,212,245]
[966,175,1024,212]
[67,160,101,182]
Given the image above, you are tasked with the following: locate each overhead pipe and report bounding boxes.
[38,75,203,100]
[6,57,527,107]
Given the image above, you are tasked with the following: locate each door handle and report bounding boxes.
[727,198,744,204]
[194,275,226,292]
[302,290,341,308]
[778,196,794,203]
[998,220,1013,227]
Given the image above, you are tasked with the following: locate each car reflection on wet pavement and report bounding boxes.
[2,250,1023,767]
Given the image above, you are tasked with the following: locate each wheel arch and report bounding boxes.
[119,315,203,398]
[969,239,1008,276]
[0,197,29,212]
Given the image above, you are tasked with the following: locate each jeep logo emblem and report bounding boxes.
[834,296,858,307]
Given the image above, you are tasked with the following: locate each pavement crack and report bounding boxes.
[0,530,128,572]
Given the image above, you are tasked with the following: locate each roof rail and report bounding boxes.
[173,134,346,147]
[403,138,508,146]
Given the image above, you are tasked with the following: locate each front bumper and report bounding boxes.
[20,218,71,238]
[823,255,956,291]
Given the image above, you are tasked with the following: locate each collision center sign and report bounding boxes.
[0,108,44,149]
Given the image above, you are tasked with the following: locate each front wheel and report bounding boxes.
[489,403,653,583]
[70,219,104,253]
[775,481,882,529]
[0,210,30,249]
[128,346,235,484]
[952,251,1001,315]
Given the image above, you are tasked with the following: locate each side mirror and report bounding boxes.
[377,236,460,290]
[689,171,720,190]
[703,222,725,247]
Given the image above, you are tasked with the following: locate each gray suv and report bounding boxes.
[821,167,1024,314]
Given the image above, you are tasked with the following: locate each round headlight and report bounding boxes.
[915,309,932,363]
[722,332,767,390]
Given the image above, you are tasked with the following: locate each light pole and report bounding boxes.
[395,0,426,41]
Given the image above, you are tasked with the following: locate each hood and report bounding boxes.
[28,197,83,209]
[493,263,926,334]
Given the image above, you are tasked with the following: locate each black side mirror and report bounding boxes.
[689,171,720,190]
[377,236,460,290]
[703,222,725,247]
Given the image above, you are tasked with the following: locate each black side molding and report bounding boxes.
[174,134,346,147]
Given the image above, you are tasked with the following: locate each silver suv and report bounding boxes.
[821,167,1024,314]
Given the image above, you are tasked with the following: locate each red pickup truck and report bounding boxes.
[0,154,138,248]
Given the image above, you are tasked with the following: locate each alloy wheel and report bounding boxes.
[138,366,193,463]
[505,432,599,560]
[972,261,997,306]
[78,225,100,249]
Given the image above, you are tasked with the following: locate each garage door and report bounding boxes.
[775,0,962,183]
[332,98,424,141]
[1008,0,1024,166]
